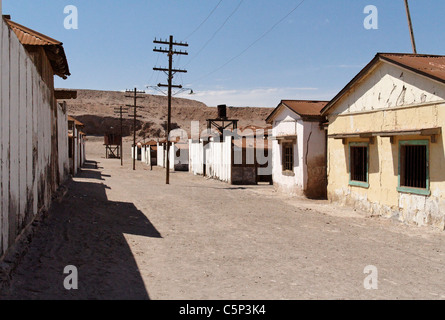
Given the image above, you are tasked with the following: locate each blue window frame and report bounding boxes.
[349,142,369,188]
[397,140,430,196]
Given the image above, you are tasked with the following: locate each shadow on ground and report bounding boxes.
[0,160,160,300]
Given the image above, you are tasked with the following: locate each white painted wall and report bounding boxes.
[156,143,164,167]
[271,109,305,195]
[333,62,445,116]
[189,140,204,175]
[142,146,152,166]
[57,103,69,181]
[156,143,175,170]
[0,16,69,256]
[189,136,231,183]
[271,107,326,197]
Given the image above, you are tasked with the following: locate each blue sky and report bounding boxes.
[3,0,445,107]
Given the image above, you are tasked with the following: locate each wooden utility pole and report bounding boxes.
[153,35,188,184]
[404,0,417,54]
[114,106,128,166]
[125,88,145,170]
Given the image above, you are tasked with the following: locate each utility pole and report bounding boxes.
[125,88,145,171]
[114,106,128,166]
[153,35,188,184]
[404,0,417,54]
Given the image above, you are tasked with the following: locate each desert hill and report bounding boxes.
[61,89,274,140]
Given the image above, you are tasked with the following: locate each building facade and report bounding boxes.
[322,53,445,229]
[266,100,328,198]
[0,12,71,255]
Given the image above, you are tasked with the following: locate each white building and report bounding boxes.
[266,100,328,198]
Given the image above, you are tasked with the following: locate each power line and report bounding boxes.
[189,0,307,85]
[184,0,244,68]
[185,0,224,40]
[153,36,188,185]
[146,54,160,86]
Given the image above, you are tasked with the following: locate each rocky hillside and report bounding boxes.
[61,89,273,140]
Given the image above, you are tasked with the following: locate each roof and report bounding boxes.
[143,140,158,146]
[67,116,84,127]
[380,53,445,83]
[321,52,445,115]
[266,100,328,124]
[4,17,71,79]
[55,89,77,100]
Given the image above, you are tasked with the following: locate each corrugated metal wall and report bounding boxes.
[0,17,69,256]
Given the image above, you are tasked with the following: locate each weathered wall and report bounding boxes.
[69,124,79,175]
[271,109,304,195]
[0,16,69,256]
[205,136,232,183]
[173,144,189,171]
[271,108,326,198]
[302,121,327,199]
[142,146,157,167]
[189,136,232,183]
[157,143,164,168]
[326,62,445,229]
[331,61,445,115]
[156,143,175,170]
[57,103,69,181]
[189,140,204,175]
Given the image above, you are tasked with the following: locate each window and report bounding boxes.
[282,143,293,172]
[349,142,369,188]
[398,140,429,195]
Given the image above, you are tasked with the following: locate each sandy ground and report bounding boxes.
[0,136,444,300]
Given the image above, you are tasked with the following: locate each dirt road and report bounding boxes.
[0,137,444,300]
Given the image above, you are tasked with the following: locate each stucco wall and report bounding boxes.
[271,108,326,198]
[271,109,304,195]
[326,62,445,229]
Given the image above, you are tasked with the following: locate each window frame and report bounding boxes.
[349,142,369,188]
[397,139,430,196]
[281,142,294,175]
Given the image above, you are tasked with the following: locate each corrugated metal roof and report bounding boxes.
[282,100,328,116]
[6,19,62,46]
[67,116,84,127]
[266,100,328,124]
[380,53,445,83]
[4,17,71,79]
[322,53,445,115]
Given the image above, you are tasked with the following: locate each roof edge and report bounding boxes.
[266,100,329,124]
[321,52,445,115]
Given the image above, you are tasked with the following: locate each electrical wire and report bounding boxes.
[189,0,307,85]
[147,54,160,85]
[185,0,224,40]
[184,0,245,68]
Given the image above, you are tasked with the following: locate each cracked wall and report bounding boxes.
[326,62,445,230]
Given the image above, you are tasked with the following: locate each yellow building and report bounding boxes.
[322,53,445,230]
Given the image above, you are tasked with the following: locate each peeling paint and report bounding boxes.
[0,17,70,257]
[326,61,445,230]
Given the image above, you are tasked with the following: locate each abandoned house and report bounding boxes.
[266,100,328,198]
[0,12,72,256]
[321,53,445,229]
[156,138,189,171]
[68,115,85,175]
[141,140,158,167]
[189,105,272,185]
